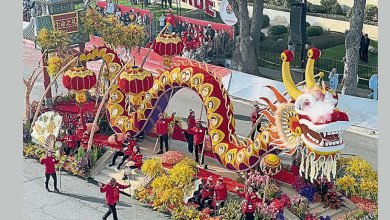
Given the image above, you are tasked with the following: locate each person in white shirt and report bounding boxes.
[159,13,166,30]
[369,73,378,100]
[105,0,115,14]
[328,68,339,91]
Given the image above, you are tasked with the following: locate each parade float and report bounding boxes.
[23,4,377,217]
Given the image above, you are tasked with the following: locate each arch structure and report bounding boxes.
[78,46,351,181]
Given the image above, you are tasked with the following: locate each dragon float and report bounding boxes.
[79,46,351,182]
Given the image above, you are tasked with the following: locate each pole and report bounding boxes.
[199,129,207,166]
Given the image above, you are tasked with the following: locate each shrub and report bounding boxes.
[269,0,284,6]
[263,14,270,28]
[307,3,328,14]
[346,8,353,19]
[306,22,311,27]
[267,25,288,36]
[330,3,345,15]
[365,4,378,22]
[320,0,337,7]
[307,26,324,36]
[284,0,299,9]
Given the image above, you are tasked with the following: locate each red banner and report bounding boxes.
[97,2,153,23]
[176,16,234,39]
[51,12,78,33]
[88,36,231,78]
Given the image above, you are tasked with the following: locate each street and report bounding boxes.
[23,157,169,220]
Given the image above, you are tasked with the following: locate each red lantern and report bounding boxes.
[62,59,96,103]
[152,33,184,67]
[118,65,154,106]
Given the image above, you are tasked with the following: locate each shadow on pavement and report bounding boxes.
[57,192,132,208]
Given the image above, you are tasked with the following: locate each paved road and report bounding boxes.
[23,157,169,220]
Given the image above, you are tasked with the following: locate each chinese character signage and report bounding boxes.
[51,12,78,33]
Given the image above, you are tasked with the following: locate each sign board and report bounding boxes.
[219,0,237,26]
[51,12,79,33]
[182,0,217,17]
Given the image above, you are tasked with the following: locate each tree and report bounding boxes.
[227,0,264,75]
[23,67,43,126]
[341,0,366,95]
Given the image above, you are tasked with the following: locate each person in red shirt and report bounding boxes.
[250,101,262,141]
[116,135,137,170]
[40,150,59,192]
[190,120,207,164]
[235,186,262,220]
[109,133,130,168]
[212,177,228,210]
[122,145,143,180]
[99,178,130,220]
[64,130,77,155]
[197,176,215,210]
[185,109,196,153]
[155,112,175,154]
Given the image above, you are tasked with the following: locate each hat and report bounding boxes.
[217,177,224,182]
[208,24,211,27]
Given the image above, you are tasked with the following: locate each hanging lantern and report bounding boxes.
[152,33,184,67]
[62,59,96,103]
[260,154,282,176]
[118,65,154,109]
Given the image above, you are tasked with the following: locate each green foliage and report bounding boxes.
[90,145,99,165]
[263,15,270,28]
[269,0,284,6]
[284,0,299,9]
[330,3,345,15]
[347,8,353,19]
[260,32,266,42]
[307,26,324,37]
[75,146,86,162]
[36,28,70,50]
[307,3,328,14]
[320,0,337,7]
[306,22,311,27]
[365,4,378,22]
[218,199,242,220]
[267,25,288,36]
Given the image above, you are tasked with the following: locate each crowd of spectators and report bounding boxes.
[94,2,151,27]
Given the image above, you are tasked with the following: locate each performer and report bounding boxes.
[122,145,143,180]
[99,178,130,220]
[63,130,77,155]
[186,110,196,153]
[190,120,207,164]
[212,177,228,211]
[108,134,127,167]
[235,186,262,220]
[250,101,261,141]
[197,176,215,211]
[116,135,137,170]
[40,150,59,192]
[155,112,176,154]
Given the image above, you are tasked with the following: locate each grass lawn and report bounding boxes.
[322,41,378,67]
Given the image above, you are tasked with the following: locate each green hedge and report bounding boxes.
[267,25,288,36]
[365,4,378,22]
[307,26,324,37]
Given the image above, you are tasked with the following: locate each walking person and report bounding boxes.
[328,68,340,91]
[99,178,130,220]
[155,112,176,154]
[250,101,261,141]
[190,120,207,164]
[40,150,59,192]
[186,110,196,153]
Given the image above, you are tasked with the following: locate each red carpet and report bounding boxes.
[271,170,298,185]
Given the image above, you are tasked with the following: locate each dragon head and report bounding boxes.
[275,48,351,181]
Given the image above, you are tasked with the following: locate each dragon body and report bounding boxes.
[79,46,350,181]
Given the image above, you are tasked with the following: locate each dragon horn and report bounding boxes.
[281,50,302,100]
[305,47,321,89]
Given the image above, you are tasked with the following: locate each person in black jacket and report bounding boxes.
[359,35,365,60]
[361,34,371,63]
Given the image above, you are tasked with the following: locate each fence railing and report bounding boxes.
[256,46,377,88]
